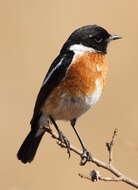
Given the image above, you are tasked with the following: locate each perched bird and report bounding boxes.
[17,25,121,164]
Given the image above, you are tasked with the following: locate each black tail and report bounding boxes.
[17,128,45,164]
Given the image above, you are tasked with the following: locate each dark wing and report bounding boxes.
[42,54,62,84]
[30,51,74,127]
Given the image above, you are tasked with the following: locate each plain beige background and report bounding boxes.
[0,0,138,189]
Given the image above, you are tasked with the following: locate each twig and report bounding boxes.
[106,128,118,165]
[45,128,138,189]
[79,171,123,182]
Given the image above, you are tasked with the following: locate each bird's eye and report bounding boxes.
[94,37,103,43]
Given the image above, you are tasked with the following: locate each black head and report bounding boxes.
[60,25,122,54]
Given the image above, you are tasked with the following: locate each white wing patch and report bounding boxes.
[42,58,64,86]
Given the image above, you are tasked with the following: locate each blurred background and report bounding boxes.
[0,0,138,189]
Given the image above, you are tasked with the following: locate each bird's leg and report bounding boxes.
[71,119,92,165]
[49,116,71,158]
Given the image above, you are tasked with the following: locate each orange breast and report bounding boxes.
[43,52,108,116]
[59,52,108,96]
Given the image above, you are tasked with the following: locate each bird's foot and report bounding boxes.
[58,130,71,158]
[80,148,92,166]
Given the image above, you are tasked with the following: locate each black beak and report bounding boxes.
[108,35,122,41]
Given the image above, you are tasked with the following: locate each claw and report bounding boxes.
[80,149,92,166]
[58,130,71,158]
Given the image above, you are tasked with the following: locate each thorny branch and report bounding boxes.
[45,128,138,189]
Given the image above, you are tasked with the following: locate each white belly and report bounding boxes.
[39,79,103,126]
[52,79,103,121]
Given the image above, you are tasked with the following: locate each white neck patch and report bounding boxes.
[69,44,97,53]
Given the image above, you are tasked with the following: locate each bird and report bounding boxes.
[17,25,122,164]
